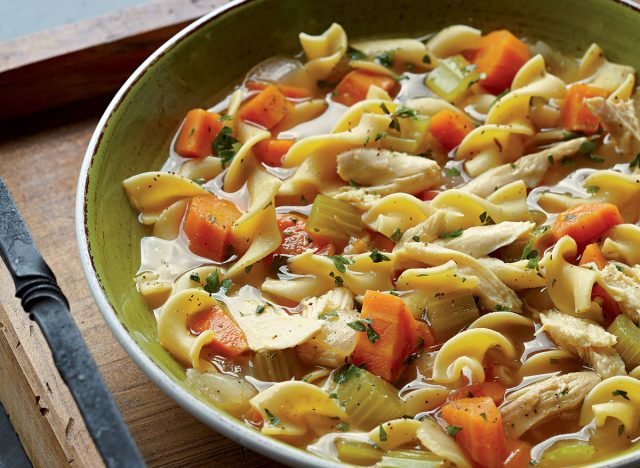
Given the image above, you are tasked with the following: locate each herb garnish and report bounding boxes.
[212,126,240,168]
[347,46,367,60]
[190,273,201,283]
[630,153,640,169]
[390,228,403,242]
[369,249,391,263]
[204,271,233,294]
[375,51,394,68]
[521,240,540,270]
[446,425,462,437]
[264,408,280,426]
[333,364,362,384]
[379,424,388,441]
[440,229,464,239]
[445,166,461,177]
[328,255,353,273]
[348,318,380,344]
[613,389,630,400]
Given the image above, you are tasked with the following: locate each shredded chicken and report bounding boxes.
[461,138,591,198]
[539,311,626,378]
[396,210,447,248]
[501,372,601,438]
[598,264,640,321]
[587,97,640,154]
[435,221,534,258]
[334,148,441,201]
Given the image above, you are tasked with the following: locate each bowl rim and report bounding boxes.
[76,0,640,466]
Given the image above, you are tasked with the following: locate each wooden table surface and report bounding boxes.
[0,1,280,466]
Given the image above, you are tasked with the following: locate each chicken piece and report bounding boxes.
[477,257,547,290]
[435,221,534,258]
[395,242,522,312]
[598,264,640,321]
[330,188,382,210]
[336,148,441,196]
[396,210,447,248]
[586,97,640,154]
[297,288,359,368]
[461,138,591,198]
[501,372,601,438]
[539,311,626,378]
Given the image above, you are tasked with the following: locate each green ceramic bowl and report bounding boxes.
[77,0,640,465]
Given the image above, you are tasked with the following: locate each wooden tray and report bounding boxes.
[0,1,279,466]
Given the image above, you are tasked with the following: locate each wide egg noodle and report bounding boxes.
[541,236,601,319]
[577,43,635,95]
[223,121,271,192]
[425,25,481,59]
[362,193,435,237]
[602,224,640,265]
[122,171,207,221]
[227,169,282,277]
[579,376,640,433]
[368,418,422,451]
[395,261,479,294]
[152,199,188,240]
[249,381,347,437]
[417,419,472,468]
[476,257,547,290]
[350,38,434,71]
[298,23,347,84]
[432,328,517,384]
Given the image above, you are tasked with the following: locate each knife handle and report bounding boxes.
[0,177,145,468]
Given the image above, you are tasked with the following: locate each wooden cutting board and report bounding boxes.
[0,1,279,466]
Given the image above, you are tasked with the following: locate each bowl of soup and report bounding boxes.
[77,0,640,466]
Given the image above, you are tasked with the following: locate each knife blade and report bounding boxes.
[0,177,144,467]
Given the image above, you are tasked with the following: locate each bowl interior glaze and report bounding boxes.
[78,0,640,465]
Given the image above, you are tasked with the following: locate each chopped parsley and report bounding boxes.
[412,235,421,242]
[380,102,391,114]
[348,179,361,188]
[333,364,362,384]
[390,228,403,242]
[369,249,391,263]
[578,140,596,155]
[191,178,205,185]
[422,54,432,64]
[379,424,388,441]
[619,424,625,436]
[533,225,550,235]
[440,229,464,239]
[348,318,380,344]
[630,153,640,169]
[204,271,233,294]
[244,265,253,274]
[585,185,600,194]
[446,425,462,437]
[521,240,540,270]
[329,392,338,399]
[560,156,575,166]
[394,106,419,119]
[219,114,233,121]
[319,310,339,320]
[255,305,266,315]
[375,131,386,141]
[212,126,240,168]
[264,408,280,426]
[480,412,487,421]
[336,422,350,432]
[613,389,630,400]
[616,265,625,272]
[328,255,353,273]
[495,304,511,311]
[561,131,581,141]
[445,166,461,177]
[189,273,201,283]
[347,46,367,60]
[375,51,394,68]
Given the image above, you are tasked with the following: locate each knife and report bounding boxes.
[0,177,144,467]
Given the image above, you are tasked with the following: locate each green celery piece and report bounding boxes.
[377,450,444,468]
[542,442,596,465]
[609,315,640,367]
[425,55,480,102]
[425,291,479,341]
[250,348,300,381]
[384,117,430,154]
[335,367,404,429]
[336,439,383,466]
[307,194,362,244]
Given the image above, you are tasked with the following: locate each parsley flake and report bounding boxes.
[446,425,462,437]
[379,424,388,441]
[264,408,280,426]
[440,229,463,239]
[328,255,353,273]
[369,249,391,263]
[390,228,403,242]
[613,389,630,400]
[347,46,367,60]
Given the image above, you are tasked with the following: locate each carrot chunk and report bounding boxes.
[560,84,608,134]
[273,213,334,257]
[333,70,400,107]
[429,109,474,151]
[470,30,531,95]
[351,291,434,382]
[246,81,311,99]
[441,397,507,468]
[175,109,224,158]
[504,438,532,468]
[252,138,295,167]
[579,243,621,324]
[189,305,249,357]
[238,85,293,129]
[183,195,242,261]
[553,202,623,247]
[448,381,506,405]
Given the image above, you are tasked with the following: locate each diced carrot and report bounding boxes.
[175,109,224,158]
[560,84,608,134]
[246,81,311,99]
[441,397,507,468]
[188,306,249,357]
[470,30,531,95]
[351,291,433,382]
[449,382,506,405]
[413,321,436,353]
[183,195,242,261]
[333,70,400,107]
[553,203,623,247]
[579,243,621,325]
[503,438,532,468]
[419,189,441,201]
[429,109,474,151]
[273,213,334,256]
[238,85,293,129]
[252,138,295,167]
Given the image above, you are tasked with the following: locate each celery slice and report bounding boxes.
[383,117,430,154]
[377,450,444,468]
[335,367,404,429]
[307,194,362,244]
[609,315,640,368]
[425,291,479,341]
[336,439,383,466]
[425,55,480,102]
[250,348,300,382]
[542,442,596,465]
